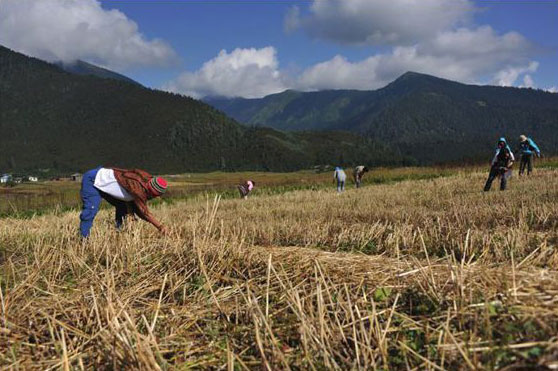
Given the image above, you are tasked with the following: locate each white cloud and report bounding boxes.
[493,61,538,87]
[164,1,540,98]
[164,47,287,98]
[289,0,474,45]
[298,27,537,91]
[546,86,558,93]
[278,0,542,94]
[296,48,460,91]
[297,55,381,90]
[165,27,538,98]
[422,26,532,62]
[522,74,535,88]
[0,0,177,69]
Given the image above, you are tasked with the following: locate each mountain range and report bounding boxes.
[0,45,402,174]
[206,72,558,163]
[2,44,557,174]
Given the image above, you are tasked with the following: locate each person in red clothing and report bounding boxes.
[79,166,168,237]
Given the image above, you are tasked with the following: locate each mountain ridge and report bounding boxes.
[54,60,141,86]
[206,72,558,163]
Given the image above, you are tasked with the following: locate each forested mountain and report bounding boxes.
[206,72,558,163]
[0,46,404,173]
[55,60,141,85]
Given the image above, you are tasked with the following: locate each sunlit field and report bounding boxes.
[1,166,558,369]
[0,166,457,218]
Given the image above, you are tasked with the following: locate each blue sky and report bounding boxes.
[1,0,556,97]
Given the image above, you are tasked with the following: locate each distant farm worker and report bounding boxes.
[334,167,346,193]
[79,167,168,238]
[353,165,369,188]
[484,137,515,192]
[238,180,255,200]
[518,134,541,176]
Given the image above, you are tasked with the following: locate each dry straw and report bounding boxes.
[1,169,558,369]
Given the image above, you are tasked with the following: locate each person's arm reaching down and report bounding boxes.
[133,198,167,233]
[529,139,541,157]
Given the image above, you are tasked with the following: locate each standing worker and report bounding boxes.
[79,167,168,238]
[238,180,255,200]
[484,137,515,192]
[353,166,369,188]
[334,167,346,193]
[518,134,541,176]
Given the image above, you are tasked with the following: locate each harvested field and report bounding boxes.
[0,167,455,218]
[1,168,557,369]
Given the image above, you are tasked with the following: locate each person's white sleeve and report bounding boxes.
[509,150,515,162]
[490,151,498,166]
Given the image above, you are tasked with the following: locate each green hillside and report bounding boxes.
[0,46,403,174]
[207,72,558,164]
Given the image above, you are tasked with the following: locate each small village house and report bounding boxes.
[0,174,13,183]
[71,173,82,181]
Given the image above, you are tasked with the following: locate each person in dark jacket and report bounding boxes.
[517,134,541,176]
[79,167,168,238]
[484,137,515,191]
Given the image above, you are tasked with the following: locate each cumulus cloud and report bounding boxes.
[165,1,540,99]
[547,87,558,93]
[297,55,380,90]
[164,47,287,98]
[276,0,542,95]
[522,74,535,88]
[165,27,538,98]
[295,47,465,91]
[288,0,474,45]
[493,61,539,87]
[422,26,533,61]
[0,0,177,69]
[297,27,537,91]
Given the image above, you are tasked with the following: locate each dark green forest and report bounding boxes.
[207,72,558,164]
[0,46,406,174]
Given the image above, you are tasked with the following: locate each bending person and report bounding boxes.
[238,180,255,200]
[353,165,369,188]
[79,167,168,238]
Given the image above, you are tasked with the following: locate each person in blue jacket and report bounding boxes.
[517,135,541,176]
[484,137,515,191]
